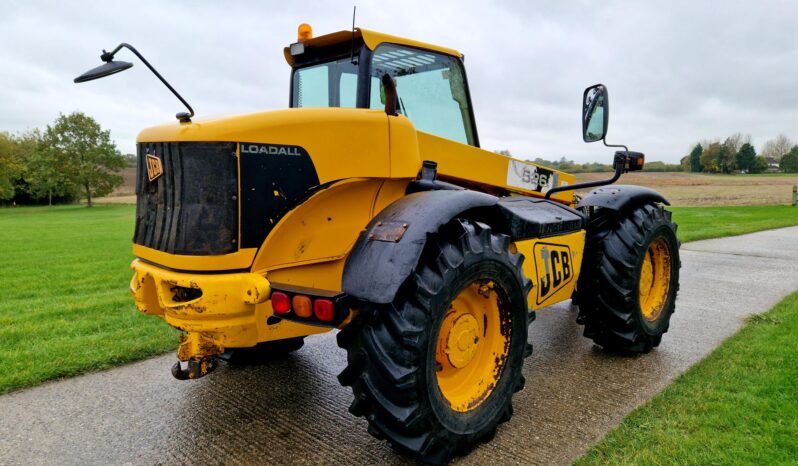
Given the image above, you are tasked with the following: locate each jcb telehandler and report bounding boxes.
[75,24,680,464]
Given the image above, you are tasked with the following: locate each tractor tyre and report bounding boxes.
[337,220,532,464]
[220,337,305,365]
[577,203,680,353]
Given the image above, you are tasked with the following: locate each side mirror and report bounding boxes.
[582,84,609,143]
[74,60,133,83]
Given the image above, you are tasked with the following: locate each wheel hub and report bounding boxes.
[444,314,480,368]
[639,237,672,322]
[435,281,511,413]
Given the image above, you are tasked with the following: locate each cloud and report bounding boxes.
[1,0,796,162]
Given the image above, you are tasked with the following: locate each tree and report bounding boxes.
[122,153,138,167]
[761,134,793,161]
[680,155,691,171]
[750,156,768,174]
[25,129,73,206]
[38,112,125,207]
[735,142,757,173]
[722,132,749,157]
[720,134,749,173]
[689,143,703,172]
[780,146,798,173]
[557,156,575,171]
[700,142,721,173]
[0,132,21,200]
[717,141,733,173]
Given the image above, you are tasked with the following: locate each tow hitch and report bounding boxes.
[171,357,219,380]
[170,332,223,380]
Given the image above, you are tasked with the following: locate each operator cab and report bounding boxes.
[286,26,479,147]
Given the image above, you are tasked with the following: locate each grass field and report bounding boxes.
[0,205,176,394]
[0,202,796,394]
[670,205,798,242]
[576,291,798,465]
[575,171,798,206]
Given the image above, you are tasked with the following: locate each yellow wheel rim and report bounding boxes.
[435,281,510,413]
[639,237,672,322]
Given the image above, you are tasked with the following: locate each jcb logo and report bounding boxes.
[533,243,573,304]
[146,153,163,182]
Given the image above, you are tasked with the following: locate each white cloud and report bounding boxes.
[1,0,796,162]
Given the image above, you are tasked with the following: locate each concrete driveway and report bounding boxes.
[2,226,798,465]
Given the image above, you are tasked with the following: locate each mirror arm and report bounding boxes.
[102,43,194,122]
[603,139,629,152]
[544,163,622,200]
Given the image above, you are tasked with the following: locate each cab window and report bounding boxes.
[370,44,476,146]
[292,57,358,108]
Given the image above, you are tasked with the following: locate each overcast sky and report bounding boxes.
[1,0,796,163]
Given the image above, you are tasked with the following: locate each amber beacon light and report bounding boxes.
[298,23,313,42]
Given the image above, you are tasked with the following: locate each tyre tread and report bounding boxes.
[337,219,532,464]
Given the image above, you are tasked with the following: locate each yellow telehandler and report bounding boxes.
[75,24,679,464]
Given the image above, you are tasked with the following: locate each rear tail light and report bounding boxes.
[269,287,345,324]
[292,295,313,318]
[314,299,335,321]
[271,292,290,314]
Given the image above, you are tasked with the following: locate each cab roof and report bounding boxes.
[283,27,462,66]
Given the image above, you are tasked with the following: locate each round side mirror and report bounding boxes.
[582,84,609,143]
[74,60,133,83]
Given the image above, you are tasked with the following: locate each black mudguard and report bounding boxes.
[342,190,585,304]
[342,190,497,304]
[577,184,669,212]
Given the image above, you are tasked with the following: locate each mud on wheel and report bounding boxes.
[337,220,532,464]
[576,203,680,353]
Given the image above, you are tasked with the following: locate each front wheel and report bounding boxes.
[577,203,680,353]
[337,220,532,464]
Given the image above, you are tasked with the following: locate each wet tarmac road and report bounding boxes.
[2,227,798,465]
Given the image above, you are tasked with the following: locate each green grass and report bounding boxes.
[0,204,176,394]
[671,205,798,242]
[0,203,796,394]
[575,291,798,465]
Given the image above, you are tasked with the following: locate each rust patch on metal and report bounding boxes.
[367,221,409,243]
[176,332,223,362]
[486,280,514,393]
[295,241,307,257]
[466,382,495,410]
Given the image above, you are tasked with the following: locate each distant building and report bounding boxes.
[765,157,781,173]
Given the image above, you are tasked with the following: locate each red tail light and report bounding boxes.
[271,292,291,314]
[314,299,335,321]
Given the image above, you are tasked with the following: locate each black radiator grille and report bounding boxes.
[134,142,238,256]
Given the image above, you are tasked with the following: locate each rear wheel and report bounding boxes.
[577,203,680,352]
[337,220,532,464]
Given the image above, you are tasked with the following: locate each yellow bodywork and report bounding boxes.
[515,230,586,310]
[130,27,584,363]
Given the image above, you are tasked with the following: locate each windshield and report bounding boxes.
[369,44,476,145]
[288,44,477,146]
[291,57,358,108]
